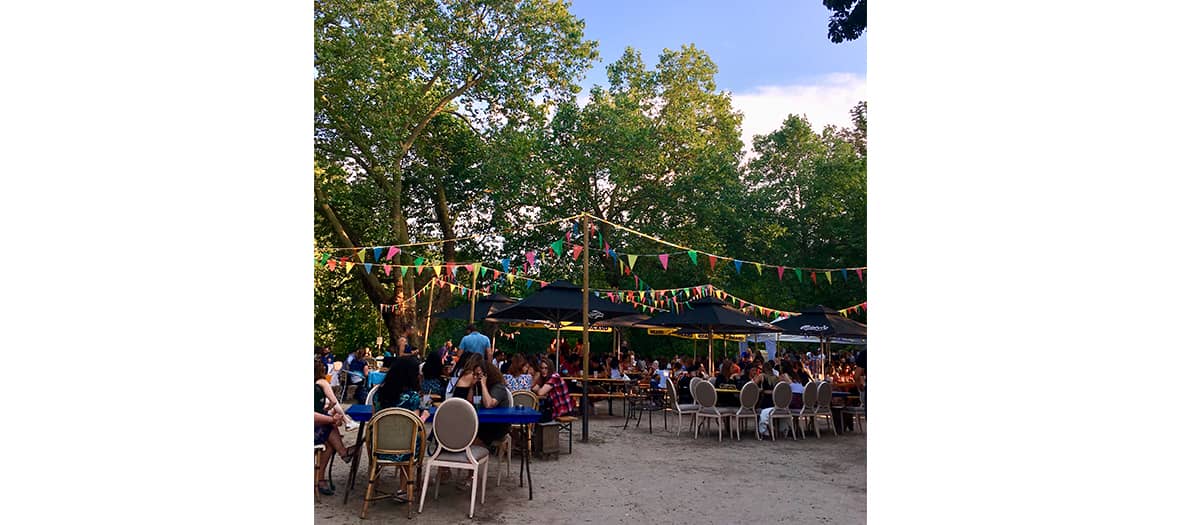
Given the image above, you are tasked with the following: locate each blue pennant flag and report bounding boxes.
[841,269,849,281]
[608,249,618,263]
[733,260,742,274]
[525,278,534,289]
[501,258,511,273]
[363,263,373,273]
[373,247,384,261]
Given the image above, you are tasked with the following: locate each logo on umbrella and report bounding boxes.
[744,319,772,328]
[800,324,831,332]
[588,310,605,320]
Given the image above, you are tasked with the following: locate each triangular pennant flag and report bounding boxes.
[597,232,603,249]
[355,250,365,263]
[414,257,424,270]
[383,264,392,276]
[626,254,638,269]
[810,272,817,285]
[624,264,631,275]
[318,253,331,266]
[386,246,400,260]
[327,259,337,271]
[825,271,832,284]
[400,266,409,277]
[474,263,483,276]
[363,263,373,273]
[709,255,717,270]
[733,260,742,274]
[856,268,864,282]
[446,262,456,276]
[464,264,473,273]
[795,268,803,282]
[525,251,536,267]
[492,270,501,279]
[777,266,785,280]
[507,273,515,284]
[432,264,442,277]
[524,278,533,289]
[658,253,669,270]
[373,247,384,261]
[754,262,762,275]
[841,269,848,281]
[687,250,698,265]
[609,249,618,263]
[501,258,511,273]
[345,261,355,272]
[551,240,564,258]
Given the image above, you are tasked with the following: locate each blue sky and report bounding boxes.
[566,0,866,151]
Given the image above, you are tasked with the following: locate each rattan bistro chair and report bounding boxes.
[767,381,798,441]
[731,382,760,440]
[693,381,736,442]
[510,390,539,465]
[418,398,489,519]
[361,408,427,519]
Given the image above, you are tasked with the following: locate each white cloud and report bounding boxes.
[730,73,866,154]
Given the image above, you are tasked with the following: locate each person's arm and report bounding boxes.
[478,376,498,408]
[534,375,554,397]
[316,379,342,413]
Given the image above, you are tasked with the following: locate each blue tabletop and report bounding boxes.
[347,404,541,424]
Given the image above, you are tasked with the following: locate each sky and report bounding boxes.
[566,0,866,152]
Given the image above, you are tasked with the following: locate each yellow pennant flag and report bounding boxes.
[355,249,365,263]
[825,271,832,284]
[754,263,763,275]
[507,273,516,284]
[345,262,355,272]
[432,264,441,277]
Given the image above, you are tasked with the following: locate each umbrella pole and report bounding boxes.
[581,212,592,443]
[708,329,715,376]
[423,278,435,351]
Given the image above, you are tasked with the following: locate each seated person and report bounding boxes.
[374,356,431,501]
[420,349,446,397]
[531,357,575,418]
[504,354,534,392]
[315,360,356,496]
[348,348,371,403]
[473,360,512,448]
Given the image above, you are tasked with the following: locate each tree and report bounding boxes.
[314,0,598,339]
[823,0,866,43]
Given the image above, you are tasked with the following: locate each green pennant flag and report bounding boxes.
[550,240,564,258]
[626,254,638,269]
[597,232,602,249]
[400,266,409,277]
[687,250,698,265]
[794,268,803,282]
[414,257,424,270]
[479,266,488,277]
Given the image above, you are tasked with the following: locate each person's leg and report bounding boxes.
[328,426,352,461]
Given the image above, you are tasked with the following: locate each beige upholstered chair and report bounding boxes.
[813,381,836,438]
[795,381,820,440]
[668,377,699,437]
[361,407,426,519]
[693,381,736,442]
[417,398,489,518]
[731,382,760,440]
[767,381,798,441]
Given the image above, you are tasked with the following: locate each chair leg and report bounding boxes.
[417,464,431,513]
[468,468,478,518]
[481,461,488,504]
[360,463,379,519]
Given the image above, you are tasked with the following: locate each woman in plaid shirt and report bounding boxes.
[531,357,575,417]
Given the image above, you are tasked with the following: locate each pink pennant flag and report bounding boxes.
[777,266,785,280]
[658,253,669,270]
[856,268,864,282]
[385,246,400,260]
[383,264,392,276]
[525,251,536,267]
[708,255,717,270]
[464,264,474,273]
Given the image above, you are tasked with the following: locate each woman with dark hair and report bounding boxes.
[373,356,430,502]
[451,353,485,403]
[473,358,512,447]
[315,360,354,496]
[531,357,574,419]
[420,350,445,396]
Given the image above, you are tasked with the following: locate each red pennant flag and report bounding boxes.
[777,266,785,280]
[327,259,337,271]
[383,264,392,276]
[624,264,631,275]
[658,253,669,270]
[492,270,501,279]
[810,272,817,285]
[856,268,864,282]
[708,255,717,270]
[571,244,583,260]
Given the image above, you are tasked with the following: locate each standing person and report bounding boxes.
[437,340,454,364]
[458,324,491,358]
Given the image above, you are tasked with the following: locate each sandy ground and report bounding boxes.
[315,402,865,524]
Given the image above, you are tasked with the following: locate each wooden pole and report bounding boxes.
[581,212,592,442]
[423,279,435,352]
[468,268,478,324]
[708,329,715,376]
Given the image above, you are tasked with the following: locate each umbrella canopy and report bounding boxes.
[643,296,784,334]
[432,293,518,321]
[484,280,640,325]
[771,305,867,339]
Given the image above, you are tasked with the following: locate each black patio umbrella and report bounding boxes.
[643,296,784,375]
[485,280,641,438]
[432,293,518,321]
[772,305,867,378]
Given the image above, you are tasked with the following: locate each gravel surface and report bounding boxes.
[315,405,865,524]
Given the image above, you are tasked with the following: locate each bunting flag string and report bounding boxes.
[320,212,584,252]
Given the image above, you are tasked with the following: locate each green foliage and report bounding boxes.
[823,0,867,43]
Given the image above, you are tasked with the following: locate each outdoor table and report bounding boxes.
[341,404,374,504]
[426,406,542,499]
[568,377,636,416]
